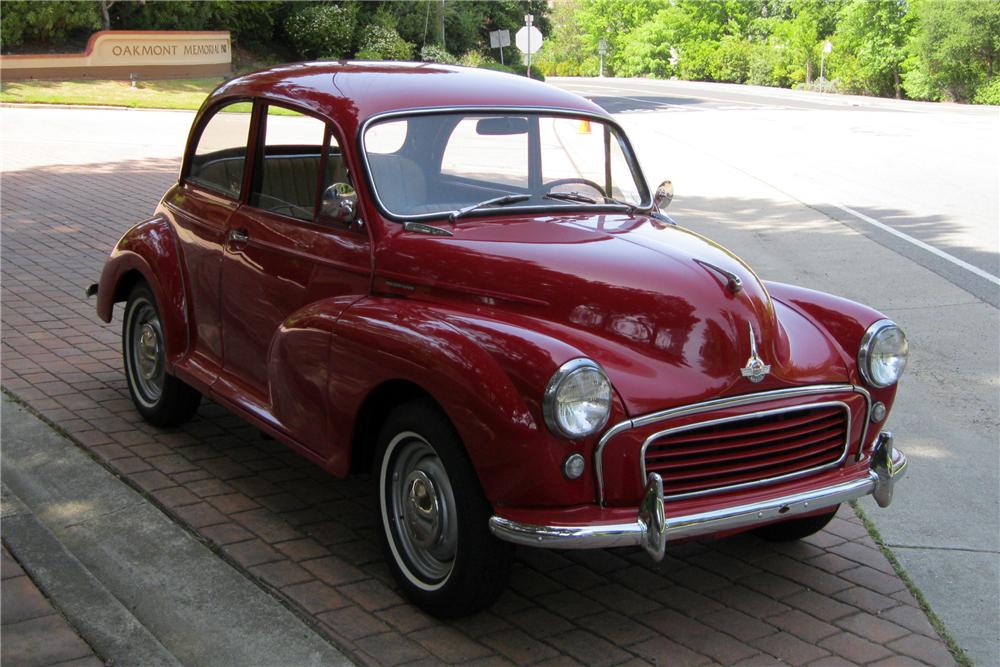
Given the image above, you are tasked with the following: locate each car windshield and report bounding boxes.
[362,112,649,220]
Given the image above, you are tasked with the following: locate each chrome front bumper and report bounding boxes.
[489,431,907,561]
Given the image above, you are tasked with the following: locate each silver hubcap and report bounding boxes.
[383,434,457,587]
[128,300,165,405]
[404,470,441,549]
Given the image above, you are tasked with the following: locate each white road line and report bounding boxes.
[834,203,1000,286]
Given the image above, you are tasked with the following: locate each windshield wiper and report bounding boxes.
[449,194,531,222]
[544,192,598,204]
[602,195,637,214]
[545,191,637,214]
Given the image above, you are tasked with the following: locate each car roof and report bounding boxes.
[209,61,610,134]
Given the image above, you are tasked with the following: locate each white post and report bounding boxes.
[525,14,533,77]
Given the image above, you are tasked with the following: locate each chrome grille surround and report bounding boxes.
[593,384,873,505]
[640,400,851,500]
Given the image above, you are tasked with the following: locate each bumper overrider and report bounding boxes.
[490,431,907,561]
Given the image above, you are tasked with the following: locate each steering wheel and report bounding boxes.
[543,177,606,197]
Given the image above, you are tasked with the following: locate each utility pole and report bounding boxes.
[439,0,446,51]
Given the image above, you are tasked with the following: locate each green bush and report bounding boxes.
[458,50,486,67]
[675,40,716,81]
[0,0,100,51]
[421,45,458,64]
[747,43,791,87]
[555,60,580,77]
[355,25,413,61]
[476,60,545,82]
[973,77,1000,105]
[284,3,357,60]
[710,37,752,83]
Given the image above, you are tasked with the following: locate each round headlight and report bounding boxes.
[858,320,908,388]
[543,359,612,439]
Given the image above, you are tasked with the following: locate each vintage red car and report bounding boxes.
[94,62,908,617]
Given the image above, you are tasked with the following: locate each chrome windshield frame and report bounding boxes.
[356,106,653,223]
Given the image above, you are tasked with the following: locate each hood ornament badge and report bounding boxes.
[740,323,771,383]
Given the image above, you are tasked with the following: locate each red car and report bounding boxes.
[94,62,909,617]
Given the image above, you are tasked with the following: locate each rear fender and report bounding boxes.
[96,214,189,363]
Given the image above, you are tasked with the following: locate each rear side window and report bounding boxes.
[188,102,252,198]
[250,106,332,221]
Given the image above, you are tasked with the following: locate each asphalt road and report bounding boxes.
[549,77,1000,664]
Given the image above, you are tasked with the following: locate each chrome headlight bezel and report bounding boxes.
[858,319,908,388]
[543,358,613,440]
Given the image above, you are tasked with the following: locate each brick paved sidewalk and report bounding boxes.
[0,110,958,666]
[1,545,105,667]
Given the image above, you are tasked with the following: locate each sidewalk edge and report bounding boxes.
[2,483,183,667]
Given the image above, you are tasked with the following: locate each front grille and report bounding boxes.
[643,403,849,499]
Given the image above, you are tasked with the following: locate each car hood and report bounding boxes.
[379,213,850,416]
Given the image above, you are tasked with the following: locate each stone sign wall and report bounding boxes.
[0,31,231,81]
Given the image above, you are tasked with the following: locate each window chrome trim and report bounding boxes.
[356,106,653,223]
[593,384,873,504]
[640,400,851,501]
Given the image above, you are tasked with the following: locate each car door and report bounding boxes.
[218,101,371,452]
[163,100,253,373]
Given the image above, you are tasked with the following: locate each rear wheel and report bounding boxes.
[375,399,513,617]
[122,282,201,427]
[753,505,839,542]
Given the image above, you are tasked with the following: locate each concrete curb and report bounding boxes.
[2,484,183,667]
[1,395,354,667]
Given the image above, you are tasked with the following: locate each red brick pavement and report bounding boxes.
[0,132,958,666]
[1,545,105,667]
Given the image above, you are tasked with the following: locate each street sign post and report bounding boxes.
[489,29,510,65]
[515,15,543,78]
[598,38,607,77]
[820,40,833,82]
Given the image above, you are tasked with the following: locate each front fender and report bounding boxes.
[327,298,628,507]
[96,214,189,363]
[766,281,900,433]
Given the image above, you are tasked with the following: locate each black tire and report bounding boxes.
[122,282,201,427]
[753,505,839,542]
[375,399,514,617]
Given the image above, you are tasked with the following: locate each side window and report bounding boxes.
[250,106,333,222]
[188,102,252,198]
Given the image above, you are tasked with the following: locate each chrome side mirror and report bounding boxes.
[321,182,357,223]
[653,180,673,212]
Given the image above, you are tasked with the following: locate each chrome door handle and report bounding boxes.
[228,229,249,243]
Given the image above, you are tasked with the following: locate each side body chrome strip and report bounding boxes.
[594,384,873,504]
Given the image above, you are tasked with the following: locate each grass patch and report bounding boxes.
[850,500,973,667]
[0,77,223,110]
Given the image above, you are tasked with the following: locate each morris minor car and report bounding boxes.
[94,62,909,617]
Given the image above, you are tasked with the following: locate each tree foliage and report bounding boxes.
[538,0,996,103]
[904,0,1000,102]
[0,1,101,51]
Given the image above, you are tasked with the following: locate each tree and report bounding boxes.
[833,0,912,97]
[0,1,101,51]
[904,0,1000,102]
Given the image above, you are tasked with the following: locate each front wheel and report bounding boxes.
[753,505,839,542]
[375,400,513,617]
[122,282,201,427]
